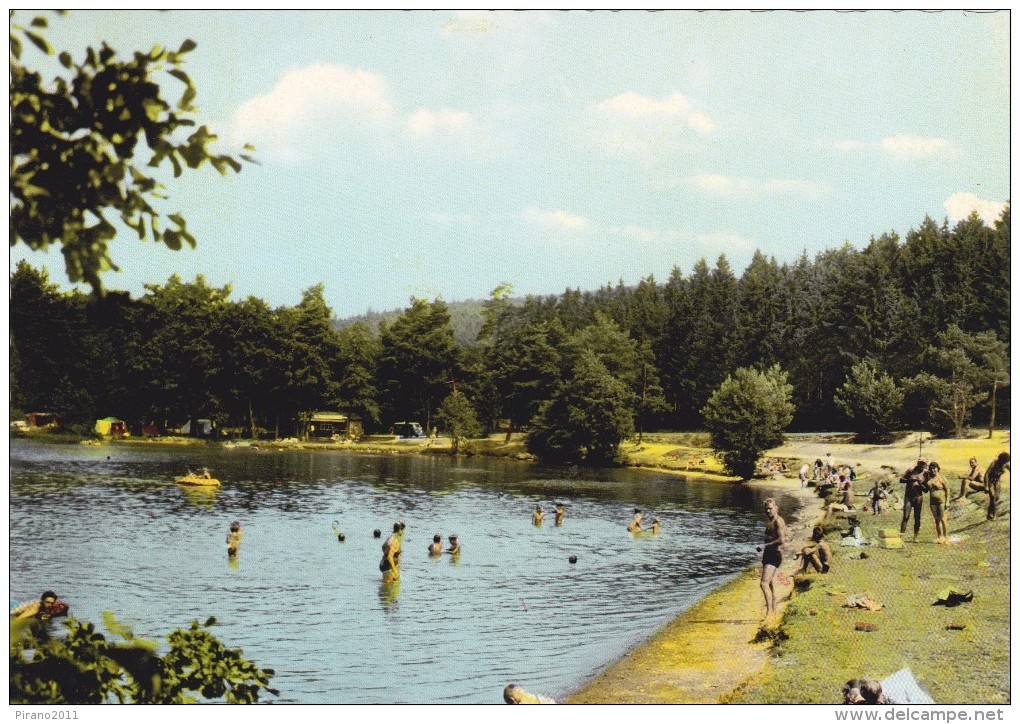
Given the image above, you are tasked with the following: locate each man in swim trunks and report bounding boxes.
[926,462,950,544]
[957,457,984,499]
[627,508,643,533]
[532,505,544,526]
[760,498,787,621]
[899,460,929,542]
[984,452,1010,520]
[554,503,565,526]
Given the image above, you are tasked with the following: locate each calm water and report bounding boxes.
[9,440,801,704]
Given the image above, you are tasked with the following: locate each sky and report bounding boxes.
[9,9,1011,319]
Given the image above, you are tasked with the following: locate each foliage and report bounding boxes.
[435,391,484,453]
[701,365,795,478]
[903,325,1009,438]
[9,12,251,295]
[377,298,458,431]
[527,351,635,464]
[9,204,1011,447]
[833,361,904,441]
[10,613,277,704]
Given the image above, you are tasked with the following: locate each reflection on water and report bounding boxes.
[10,440,802,704]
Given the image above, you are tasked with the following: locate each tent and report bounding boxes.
[95,417,128,437]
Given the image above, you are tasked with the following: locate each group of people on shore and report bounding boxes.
[898,452,1010,542]
[762,449,1010,624]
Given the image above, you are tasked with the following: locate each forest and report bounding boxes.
[10,206,1010,453]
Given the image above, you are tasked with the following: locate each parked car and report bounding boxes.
[393,421,425,439]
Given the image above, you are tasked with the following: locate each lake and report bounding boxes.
[9,440,802,704]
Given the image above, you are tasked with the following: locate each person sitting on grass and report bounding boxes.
[797,526,832,574]
[956,457,984,499]
[842,677,887,704]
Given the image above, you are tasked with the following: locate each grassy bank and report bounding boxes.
[570,430,1010,705]
[730,431,1011,705]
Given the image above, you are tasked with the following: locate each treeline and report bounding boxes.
[10,209,1010,449]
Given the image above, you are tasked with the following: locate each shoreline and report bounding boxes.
[567,475,820,704]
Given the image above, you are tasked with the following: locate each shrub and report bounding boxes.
[701,365,794,478]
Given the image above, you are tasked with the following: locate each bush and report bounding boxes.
[701,365,794,478]
[10,613,277,704]
[834,362,903,441]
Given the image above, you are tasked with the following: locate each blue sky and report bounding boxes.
[11,10,1010,318]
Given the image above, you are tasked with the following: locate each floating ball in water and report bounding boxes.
[338,533,346,542]
[569,555,578,564]
[373,529,381,538]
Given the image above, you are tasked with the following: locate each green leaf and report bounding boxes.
[179,85,197,111]
[178,38,197,54]
[30,16,47,27]
[58,51,72,68]
[10,34,22,60]
[24,30,53,55]
[167,68,192,86]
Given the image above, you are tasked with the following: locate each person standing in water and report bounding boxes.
[627,508,643,533]
[428,534,443,557]
[532,505,544,526]
[446,535,461,556]
[759,498,787,622]
[554,503,565,526]
[380,523,402,582]
[226,521,242,558]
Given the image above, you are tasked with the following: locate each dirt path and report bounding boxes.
[569,479,819,704]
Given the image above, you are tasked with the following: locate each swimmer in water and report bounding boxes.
[446,534,461,556]
[428,534,443,557]
[380,523,402,582]
[226,520,242,558]
[627,508,643,533]
[649,518,661,535]
[555,503,565,526]
[532,505,544,526]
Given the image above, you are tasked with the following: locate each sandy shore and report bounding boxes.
[568,476,819,704]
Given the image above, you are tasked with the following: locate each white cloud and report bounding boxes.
[596,91,714,134]
[695,232,756,255]
[881,135,955,160]
[232,63,394,160]
[681,174,832,200]
[522,208,593,234]
[944,192,1007,225]
[834,135,957,161]
[607,225,664,245]
[406,109,475,139]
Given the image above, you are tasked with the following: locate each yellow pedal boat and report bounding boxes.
[176,469,220,487]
